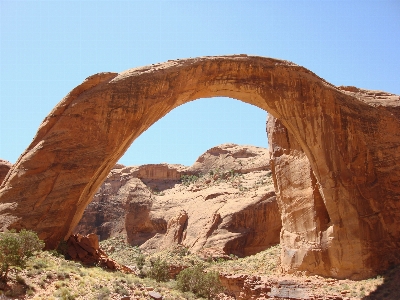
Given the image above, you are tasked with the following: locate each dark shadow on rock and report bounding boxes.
[140,179,181,192]
[363,264,400,300]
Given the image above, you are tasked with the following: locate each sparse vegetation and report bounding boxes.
[147,257,170,282]
[180,174,199,186]
[176,263,223,299]
[0,229,397,299]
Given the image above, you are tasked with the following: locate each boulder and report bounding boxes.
[66,233,132,273]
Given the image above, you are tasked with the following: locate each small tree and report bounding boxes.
[0,229,44,281]
[135,252,146,278]
[147,257,170,282]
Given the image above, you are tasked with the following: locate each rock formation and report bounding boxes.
[66,233,132,272]
[0,159,11,185]
[0,55,399,279]
[74,144,282,257]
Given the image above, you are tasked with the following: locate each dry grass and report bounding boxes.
[0,251,198,299]
[100,239,400,300]
[2,240,399,300]
[206,244,280,276]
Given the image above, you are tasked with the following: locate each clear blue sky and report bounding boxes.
[1,1,399,166]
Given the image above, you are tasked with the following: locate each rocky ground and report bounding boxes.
[101,236,400,300]
[1,237,398,299]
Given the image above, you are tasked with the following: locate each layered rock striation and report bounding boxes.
[74,144,282,257]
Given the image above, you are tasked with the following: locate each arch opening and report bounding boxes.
[1,55,399,279]
[117,96,269,166]
[74,96,282,258]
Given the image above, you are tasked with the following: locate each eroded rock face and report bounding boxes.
[268,116,336,276]
[267,111,400,279]
[66,233,132,272]
[0,160,12,185]
[74,144,281,257]
[0,55,399,279]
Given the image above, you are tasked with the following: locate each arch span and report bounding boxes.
[1,55,400,279]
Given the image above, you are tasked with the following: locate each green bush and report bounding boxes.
[180,174,199,186]
[176,264,223,299]
[97,286,111,300]
[0,229,44,281]
[136,252,146,278]
[136,252,145,270]
[147,257,170,282]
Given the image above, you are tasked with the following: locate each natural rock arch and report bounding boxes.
[0,55,399,279]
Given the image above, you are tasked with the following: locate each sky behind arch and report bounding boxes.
[1,0,399,166]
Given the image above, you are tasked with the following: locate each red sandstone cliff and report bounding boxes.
[74,144,282,257]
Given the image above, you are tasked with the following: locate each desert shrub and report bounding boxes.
[113,281,129,296]
[136,252,146,273]
[54,287,75,299]
[15,274,26,284]
[32,258,48,270]
[176,264,223,299]
[147,257,170,282]
[180,175,199,186]
[97,286,111,299]
[0,229,44,281]
[173,245,190,257]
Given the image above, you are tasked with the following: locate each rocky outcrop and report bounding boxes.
[0,159,11,185]
[66,233,132,273]
[1,55,400,279]
[219,273,347,300]
[268,116,334,277]
[267,98,400,279]
[188,144,271,175]
[75,144,282,257]
[138,164,185,180]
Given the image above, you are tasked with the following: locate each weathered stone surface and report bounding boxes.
[0,159,12,185]
[75,144,281,257]
[268,116,334,277]
[66,233,132,273]
[188,143,271,175]
[219,273,347,300]
[148,291,163,300]
[0,55,399,279]
[267,97,400,280]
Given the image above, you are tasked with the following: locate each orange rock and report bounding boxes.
[0,55,399,279]
[75,144,280,257]
[66,233,132,272]
[162,210,188,246]
[0,159,11,186]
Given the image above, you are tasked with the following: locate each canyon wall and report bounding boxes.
[74,144,282,257]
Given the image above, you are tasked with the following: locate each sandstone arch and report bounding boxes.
[0,55,399,279]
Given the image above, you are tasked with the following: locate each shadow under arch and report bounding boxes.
[0,55,399,280]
